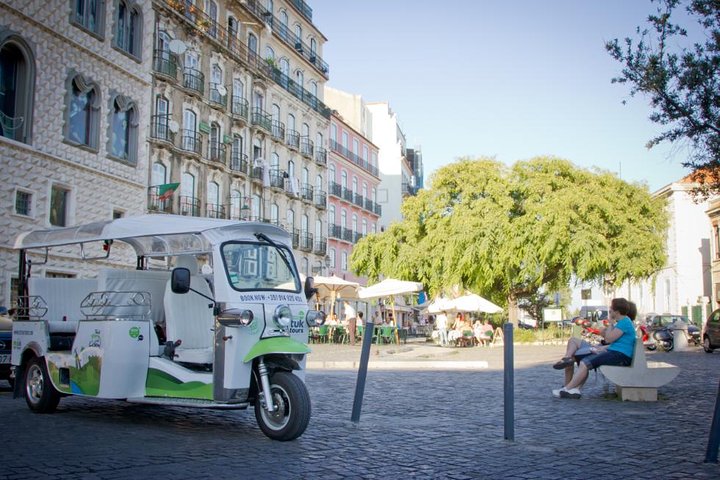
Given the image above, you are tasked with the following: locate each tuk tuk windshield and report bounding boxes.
[221,241,300,292]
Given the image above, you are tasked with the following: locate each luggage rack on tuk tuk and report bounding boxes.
[14,295,48,320]
[80,291,152,321]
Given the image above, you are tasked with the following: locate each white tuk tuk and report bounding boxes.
[11,215,324,441]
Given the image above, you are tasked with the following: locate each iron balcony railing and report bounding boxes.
[313,238,327,256]
[250,163,264,182]
[342,187,353,202]
[152,49,177,81]
[269,169,286,189]
[299,231,313,251]
[179,195,200,217]
[290,0,312,22]
[183,68,204,96]
[150,114,175,145]
[353,193,364,207]
[286,130,300,150]
[147,185,174,214]
[330,140,379,177]
[342,228,354,243]
[300,137,314,158]
[180,129,202,155]
[329,181,342,197]
[206,203,226,219]
[314,147,327,166]
[353,232,364,243]
[271,120,285,142]
[300,183,313,202]
[230,150,249,174]
[251,108,272,132]
[208,83,227,109]
[207,142,226,163]
[291,229,300,249]
[314,190,326,209]
[375,203,382,215]
[329,224,342,239]
[231,96,249,121]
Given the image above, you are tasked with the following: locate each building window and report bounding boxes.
[0,35,35,144]
[50,185,70,227]
[14,189,32,216]
[114,0,142,58]
[341,252,348,271]
[329,248,336,269]
[112,209,124,219]
[109,95,138,163]
[73,0,106,38]
[66,74,100,149]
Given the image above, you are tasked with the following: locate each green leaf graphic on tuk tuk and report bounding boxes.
[145,369,213,400]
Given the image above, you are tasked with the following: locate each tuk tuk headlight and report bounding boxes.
[273,305,293,329]
[305,310,326,327]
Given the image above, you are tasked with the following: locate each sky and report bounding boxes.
[311,0,694,192]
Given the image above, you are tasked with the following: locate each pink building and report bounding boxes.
[326,113,381,284]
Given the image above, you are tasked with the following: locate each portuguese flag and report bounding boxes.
[157,182,180,201]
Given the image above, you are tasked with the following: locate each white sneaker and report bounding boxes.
[559,388,582,399]
[552,387,566,398]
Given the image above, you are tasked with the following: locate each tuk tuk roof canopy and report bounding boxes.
[14,215,291,258]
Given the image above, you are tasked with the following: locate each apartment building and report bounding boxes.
[147,0,331,276]
[0,0,153,307]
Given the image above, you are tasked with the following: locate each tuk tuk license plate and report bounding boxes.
[0,354,10,364]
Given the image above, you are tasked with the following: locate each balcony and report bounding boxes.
[374,204,382,215]
[179,129,202,156]
[269,169,286,190]
[314,147,327,166]
[329,224,342,239]
[291,230,300,249]
[179,195,200,217]
[149,115,175,146]
[329,181,342,198]
[342,187,353,202]
[353,231,364,243]
[251,108,272,133]
[271,120,285,143]
[342,228,354,243]
[152,49,177,81]
[147,185,174,214]
[231,96,249,122]
[300,183,313,202]
[250,164,264,182]
[290,0,313,22]
[207,142,226,164]
[230,150,249,174]
[286,130,300,150]
[353,193,364,207]
[313,237,327,256]
[208,83,227,110]
[182,68,204,96]
[206,203,226,219]
[313,190,326,209]
[299,231,313,252]
[330,140,379,177]
[300,137,314,158]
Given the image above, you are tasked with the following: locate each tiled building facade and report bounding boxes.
[0,0,153,307]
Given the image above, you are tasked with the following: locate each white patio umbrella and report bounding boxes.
[447,293,503,314]
[312,274,360,318]
[427,296,453,314]
[359,278,423,343]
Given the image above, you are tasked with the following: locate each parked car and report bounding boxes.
[702,309,720,353]
[0,307,12,387]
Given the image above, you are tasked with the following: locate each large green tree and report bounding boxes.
[606,0,720,197]
[350,157,668,322]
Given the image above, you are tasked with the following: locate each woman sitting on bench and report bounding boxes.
[552,298,636,399]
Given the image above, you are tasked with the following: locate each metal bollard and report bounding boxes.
[504,323,514,441]
[351,321,375,423]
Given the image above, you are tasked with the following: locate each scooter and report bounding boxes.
[651,324,702,352]
[639,324,657,351]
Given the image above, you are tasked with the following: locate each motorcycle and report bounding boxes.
[639,324,657,351]
[650,324,702,352]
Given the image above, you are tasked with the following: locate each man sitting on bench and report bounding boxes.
[552,298,636,399]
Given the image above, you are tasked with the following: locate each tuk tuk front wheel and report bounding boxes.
[24,356,60,413]
[254,371,310,441]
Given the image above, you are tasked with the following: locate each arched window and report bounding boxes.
[341,171,347,190]
[328,248,336,269]
[279,58,289,76]
[206,0,218,37]
[328,163,336,183]
[151,162,167,186]
[352,214,358,233]
[181,172,197,216]
[340,209,347,228]
[294,24,302,44]
[341,252,348,271]
[265,45,275,61]
[182,108,197,152]
[115,1,142,58]
[328,204,335,225]
[352,176,358,194]
[270,203,279,225]
[207,180,219,209]
[280,11,288,27]
[0,35,35,143]
[362,219,367,236]
[286,208,295,231]
[295,69,303,87]
[270,152,279,169]
[230,189,242,220]
[109,95,138,163]
[310,38,317,56]
[66,74,100,149]
[252,193,261,221]
[248,33,258,60]
[209,122,221,161]
[309,81,317,98]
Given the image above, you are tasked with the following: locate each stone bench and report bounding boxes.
[599,335,680,401]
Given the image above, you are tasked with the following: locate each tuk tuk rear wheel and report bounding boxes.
[24,356,60,413]
[254,371,310,441]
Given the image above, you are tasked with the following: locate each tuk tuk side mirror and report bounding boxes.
[304,276,318,301]
[171,267,191,294]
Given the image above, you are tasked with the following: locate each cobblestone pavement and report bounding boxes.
[1,343,719,479]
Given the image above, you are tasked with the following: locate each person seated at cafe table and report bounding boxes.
[474,319,493,346]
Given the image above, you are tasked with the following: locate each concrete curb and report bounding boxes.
[307,360,489,371]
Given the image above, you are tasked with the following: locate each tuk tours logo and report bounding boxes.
[128,326,144,341]
[289,310,306,334]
